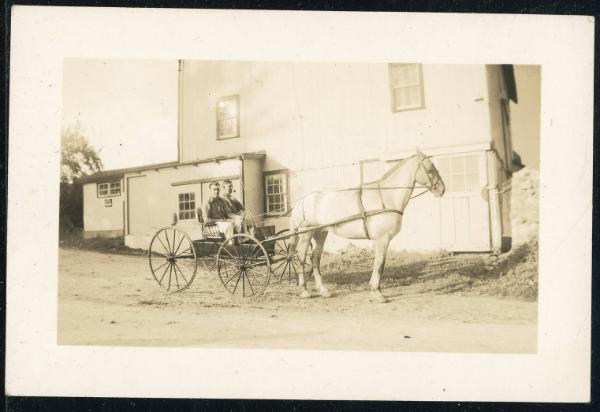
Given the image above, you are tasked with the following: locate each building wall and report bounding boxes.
[123,159,242,249]
[242,156,265,227]
[180,61,493,172]
[486,65,512,171]
[100,62,514,252]
[83,181,124,235]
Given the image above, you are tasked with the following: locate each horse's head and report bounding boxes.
[415,150,445,197]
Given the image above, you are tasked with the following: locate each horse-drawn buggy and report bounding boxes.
[148,215,313,297]
[147,150,445,302]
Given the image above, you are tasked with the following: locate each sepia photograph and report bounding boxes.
[58,59,541,353]
[6,7,592,401]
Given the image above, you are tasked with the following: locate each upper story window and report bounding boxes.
[97,181,121,197]
[217,95,240,140]
[389,63,425,112]
[264,171,288,214]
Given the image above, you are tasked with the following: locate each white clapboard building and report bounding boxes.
[80,62,520,253]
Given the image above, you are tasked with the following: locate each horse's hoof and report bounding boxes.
[299,290,312,299]
[369,292,388,303]
[319,288,332,298]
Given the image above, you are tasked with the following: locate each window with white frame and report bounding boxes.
[389,63,425,111]
[435,155,480,194]
[178,192,196,220]
[217,95,240,139]
[264,172,288,214]
[97,181,121,197]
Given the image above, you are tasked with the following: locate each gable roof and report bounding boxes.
[78,161,180,184]
[78,152,266,184]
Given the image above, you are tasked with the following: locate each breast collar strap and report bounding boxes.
[357,187,371,240]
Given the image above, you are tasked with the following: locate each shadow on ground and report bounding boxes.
[317,238,538,301]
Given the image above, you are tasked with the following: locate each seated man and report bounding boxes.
[221,179,254,236]
[201,181,244,240]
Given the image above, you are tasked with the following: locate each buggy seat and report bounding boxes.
[197,207,225,240]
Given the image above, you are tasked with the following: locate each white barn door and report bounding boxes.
[435,153,491,252]
[127,176,149,235]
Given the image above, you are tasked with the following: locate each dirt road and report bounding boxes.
[58,248,537,353]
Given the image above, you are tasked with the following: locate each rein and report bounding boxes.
[248,154,442,223]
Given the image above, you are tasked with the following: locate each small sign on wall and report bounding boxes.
[104,198,113,207]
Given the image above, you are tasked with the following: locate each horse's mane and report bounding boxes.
[361,154,417,187]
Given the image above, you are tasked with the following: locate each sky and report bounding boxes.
[62,59,179,170]
[510,65,541,169]
[62,60,540,171]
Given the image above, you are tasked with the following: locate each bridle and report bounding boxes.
[411,156,443,198]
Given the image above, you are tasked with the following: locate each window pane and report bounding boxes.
[466,174,479,192]
[436,157,451,175]
[452,157,465,174]
[219,118,237,137]
[393,88,407,109]
[179,193,184,201]
[404,64,419,84]
[406,85,421,107]
[218,100,236,119]
[452,175,465,192]
[465,155,479,174]
[391,64,418,86]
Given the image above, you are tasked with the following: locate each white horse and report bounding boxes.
[288,149,445,303]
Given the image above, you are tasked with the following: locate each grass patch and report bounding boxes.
[59,229,146,256]
[318,237,538,301]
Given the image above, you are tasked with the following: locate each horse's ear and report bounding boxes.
[415,147,424,158]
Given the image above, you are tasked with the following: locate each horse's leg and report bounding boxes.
[296,232,313,299]
[369,235,391,303]
[310,230,331,298]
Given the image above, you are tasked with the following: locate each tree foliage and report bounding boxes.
[61,125,103,183]
[60,125,103,236]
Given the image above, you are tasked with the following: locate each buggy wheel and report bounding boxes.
[217,234,270,297]
[268,229,313,284]
[148,227,197,292]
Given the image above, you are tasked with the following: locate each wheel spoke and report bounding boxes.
[151,260,170,273]
[219,257,241,270]
[223,269,242,286]
[173,262,189,285]
[249,245,263,260]
[221,246,239,261]
[244,258,269,267]
[173,233,185,256]
[158,262,171,286]
[150,249,170,258]
[164,229,173,255]
[172,228,177,255]
[232,271,243,294]
[271,258,288,272]
[166,263,173,291]
[156,234,170,256]
[246,266,268,279]
[244,272,256,295]
[174,254,195,259]
[173,263,180,289]
[242,272,246,297]
[278,262,289,281]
